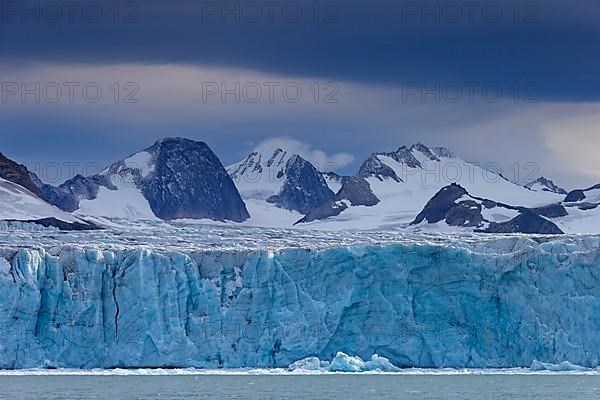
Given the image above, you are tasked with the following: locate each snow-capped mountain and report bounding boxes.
[42,138,249,222]
[0,178,95,230]
[564,183,600,203]
[0,152,46,199]
[525,177,568,195]
[7,137,599,234]
[410,183,564,234]
[547,183,600,234]
[297,143,564,231]
[0,153,96,230]
[228,148,335,226]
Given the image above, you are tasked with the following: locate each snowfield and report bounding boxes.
[0,178,90,227]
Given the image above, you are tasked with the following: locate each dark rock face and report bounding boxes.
[358,155,402,182]
[392,146,423,168]
[530,204,569,218]
[482,213,563,235]
[412,183,564,234]
[337,176,380,207]
[266,155,335,214]
[6,217,99,231]
[38,174,114,212]
[411,183,486,228]
[565,184,600,202]
[564,190,586,202]
[410,143,440,162]
[139,138,250,222]
[576,203,600,211]
[357,144,453,182]
[525,177,568,195]
[295,201,348,224]
[431,146,455,158]
[296,176,380,224]
[35,138,250,223]
[0,152,45,199]
[411,184,471,226]
[444,200,485,227]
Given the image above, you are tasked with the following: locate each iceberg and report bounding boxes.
[530,360,589,372]
[1,227,600,369]
[288,352,400,373]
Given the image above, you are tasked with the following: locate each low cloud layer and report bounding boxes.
[253,137,354,172]
[0,63,599,190]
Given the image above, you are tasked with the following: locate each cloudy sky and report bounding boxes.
[1,0,599,189]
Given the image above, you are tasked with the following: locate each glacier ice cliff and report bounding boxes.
[1,235,600,369]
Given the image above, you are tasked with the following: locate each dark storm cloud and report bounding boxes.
[1,0,599,101]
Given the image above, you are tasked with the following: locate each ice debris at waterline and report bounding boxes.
[289,353,400,372]
[1,232,600,369]
[530,360,590,372]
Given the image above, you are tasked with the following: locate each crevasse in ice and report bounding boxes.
[1,234,600,369]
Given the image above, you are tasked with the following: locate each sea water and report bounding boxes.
[0,374,599,399]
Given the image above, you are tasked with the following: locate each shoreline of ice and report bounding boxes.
[0,355,597,376]
[2,368,600,377]
[3,226,600,370]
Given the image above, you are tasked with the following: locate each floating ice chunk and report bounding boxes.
[289,353,401,373]
[365,354,402,372]
[288,357,329,371]
[329,353,367,372]
[530,360,589,372]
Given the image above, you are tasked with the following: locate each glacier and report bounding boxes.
[1,226,600,369]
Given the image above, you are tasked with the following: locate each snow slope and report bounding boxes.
[301,144,564,230]
[553,205,600,234]
[1,232,599,369]
[525,177,567,195]
[228,148,334,226]
[76,174,158,221]
[410,183,563,234]
[228,149,303,226]
[548,185,600,234]
[0,178,91,227]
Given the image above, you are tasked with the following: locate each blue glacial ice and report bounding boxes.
[288,352,401,372]
[1,228,600,369]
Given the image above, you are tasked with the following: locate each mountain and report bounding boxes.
[228,148,335,226]
[564,183,600,203]
[525,177,567,195]
[544,183,600,234]
[11,138,599,234]
[0,152,45,199]
[265,155,336,214]
[0,152,97,230]
[41,138,250,222]
[0,177,96,230]
[297,143,564,230]
[410,183,564,234]
[297,176,380,224]
[33,174,115,213]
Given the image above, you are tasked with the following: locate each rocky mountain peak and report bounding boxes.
[525,177,568,195]
[266,155,335,214]
[0,152,45,199]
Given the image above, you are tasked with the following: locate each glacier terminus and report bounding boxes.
[1,224,599,370]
